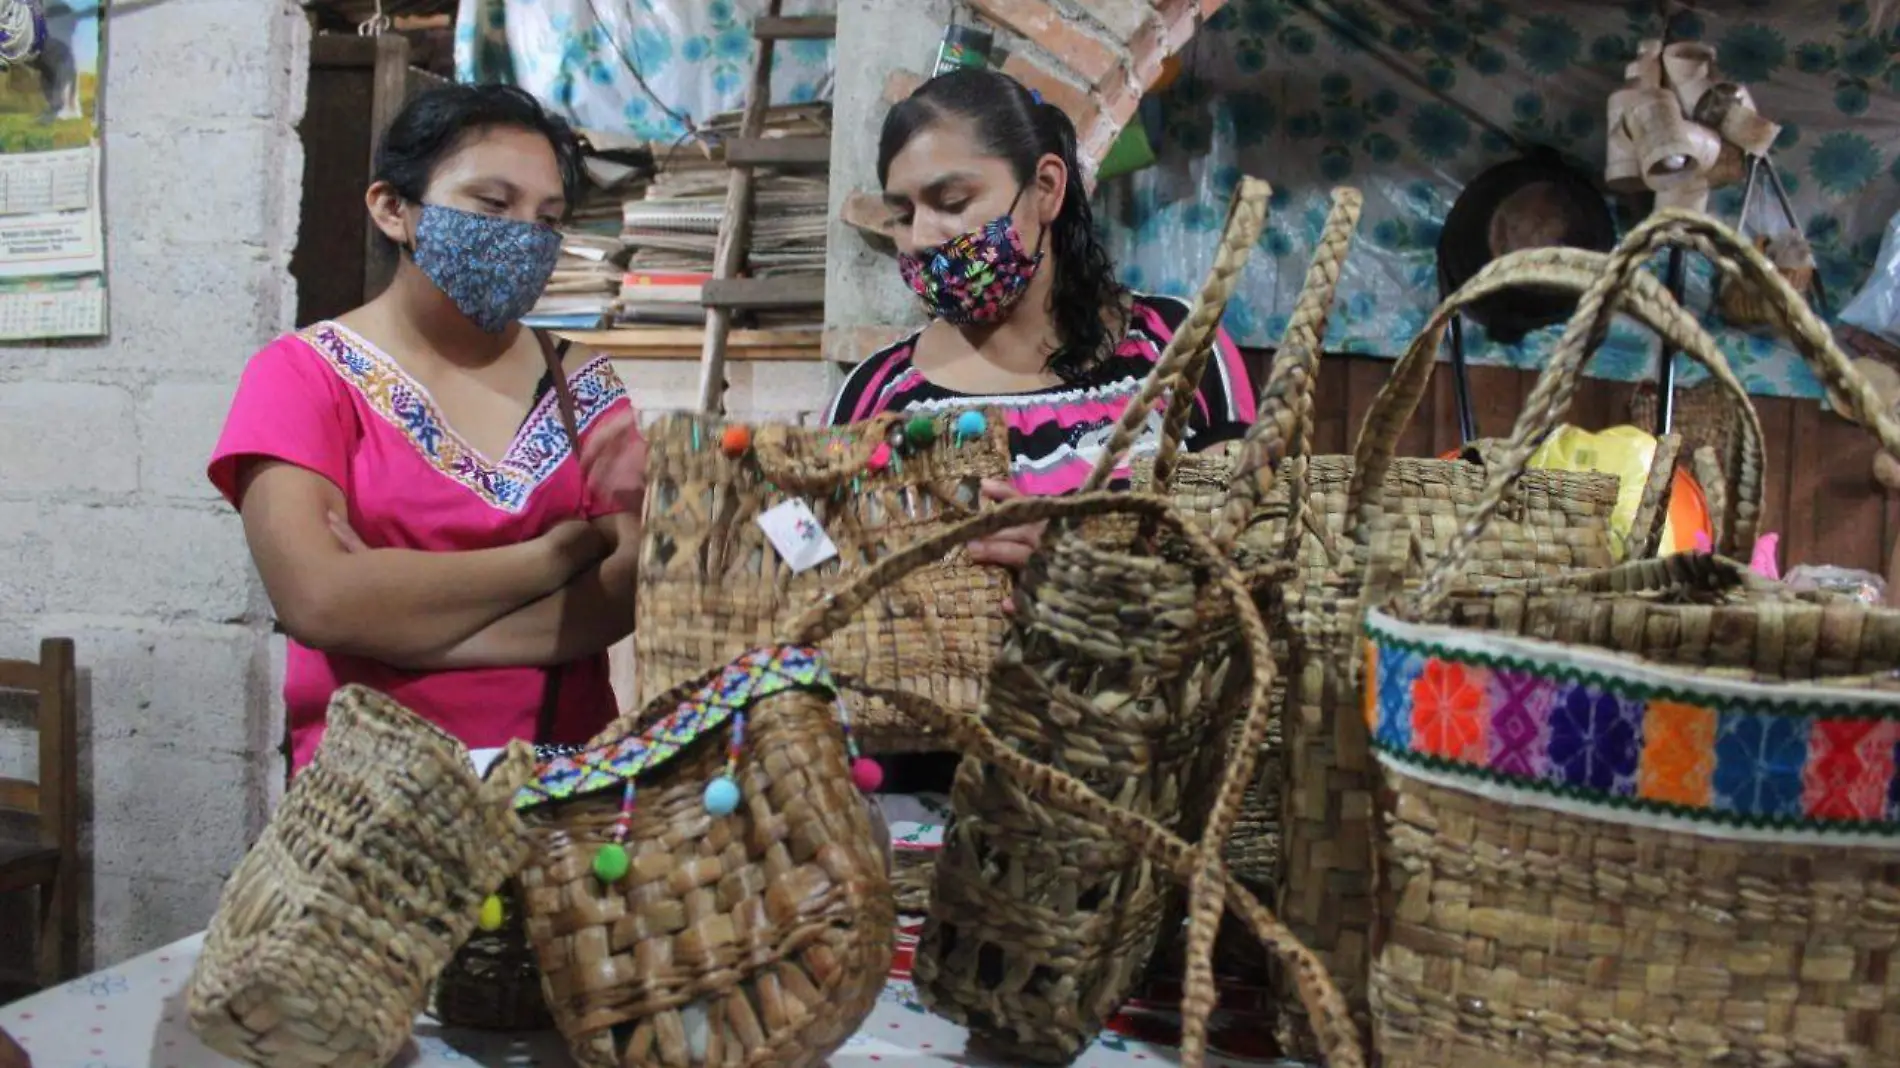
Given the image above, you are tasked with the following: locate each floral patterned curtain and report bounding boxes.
[1101,0,1900,398]
[454,0,836,142]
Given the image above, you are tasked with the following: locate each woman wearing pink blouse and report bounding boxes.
[209,85,648,774]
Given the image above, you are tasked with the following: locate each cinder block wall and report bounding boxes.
[0,1,308,968]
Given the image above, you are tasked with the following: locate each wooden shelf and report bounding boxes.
[723,136,831,169]
[560,327,823,362]
[753,16,837,39]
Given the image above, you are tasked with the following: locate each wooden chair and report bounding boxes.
[0,639,78,990]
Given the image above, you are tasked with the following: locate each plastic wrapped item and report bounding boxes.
[1841,211,1900,348]
[1785,564,1887,605]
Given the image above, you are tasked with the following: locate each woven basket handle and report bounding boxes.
[1409,210,1900,618]
[734,414,900,493]
[1212,187,1364,552]
[787,488,1298,1064]
[788,492,1187,643]
[1347,244,1768,556]
[1079,177,1271,495]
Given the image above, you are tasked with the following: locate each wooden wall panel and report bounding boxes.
[1274,352,1891,576]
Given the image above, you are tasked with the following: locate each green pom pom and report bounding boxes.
[905,415,937,447]
[593,842,630,883]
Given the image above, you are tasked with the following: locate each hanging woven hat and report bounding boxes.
[1437,147,1616,344]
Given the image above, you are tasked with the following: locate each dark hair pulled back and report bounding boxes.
[877,68,1127,383]
[371,83,586,244]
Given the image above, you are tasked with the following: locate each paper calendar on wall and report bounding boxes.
[0,1,106,341]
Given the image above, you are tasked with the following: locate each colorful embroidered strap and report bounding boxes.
[514,645,835,811]
[1363,610,1900,844]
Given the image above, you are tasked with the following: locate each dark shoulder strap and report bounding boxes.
[534,328,584,455]
[531,328,583,747]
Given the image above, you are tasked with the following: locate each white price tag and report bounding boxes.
[756,499,839,573]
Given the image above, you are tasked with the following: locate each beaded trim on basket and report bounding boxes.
[1363,610,1900,844]
[513,644,840,812]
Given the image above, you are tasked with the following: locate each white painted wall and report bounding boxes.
[0,0,309,970]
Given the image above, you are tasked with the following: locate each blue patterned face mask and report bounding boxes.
[409,203,562,333]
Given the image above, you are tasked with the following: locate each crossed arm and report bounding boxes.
[236,459,639,672]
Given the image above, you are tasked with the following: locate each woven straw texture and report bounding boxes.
[633,412,1011,753]
[912,179,1277,1066]
[792,488,1366,1068]
[892,846,934,914]
[519,675,893,1068]
[1376,557,1900,1067]
[1253,230,1791,1053]
[186,687,534,1068]
[1367,210,1900,1068]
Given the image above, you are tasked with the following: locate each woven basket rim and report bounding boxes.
[1366,607,1900,709]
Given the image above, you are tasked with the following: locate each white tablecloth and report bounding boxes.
[0,933,1296,1068]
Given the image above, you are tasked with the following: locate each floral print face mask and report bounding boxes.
[409,203,563,334]
[897,187,1045,326]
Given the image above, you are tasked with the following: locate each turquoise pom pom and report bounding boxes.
[703,776,741,817]
[955,410,987,440]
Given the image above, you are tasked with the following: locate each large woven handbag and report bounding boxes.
[186,687,535,1068]
[512,637,897,1065]
[1363,209,1900,1068]
[1245,228,1773,1051]
[910,177,1284,1066]
[633,410,1012,752]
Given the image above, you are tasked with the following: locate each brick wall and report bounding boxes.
[824,0,1226,364]
[0,2,308,969]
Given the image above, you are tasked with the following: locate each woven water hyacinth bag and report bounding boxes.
[513,626,897,1066]
[1249,229,1777,1052]
[908,177,1286,1065]
[633,410,1012,753]
[186,687,535,1068]
[1362,210,1900,1067]
[824,490,1366,1068]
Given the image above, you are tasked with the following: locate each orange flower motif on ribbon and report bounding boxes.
[1637,700,1717,807]
[1410,658,1487,764]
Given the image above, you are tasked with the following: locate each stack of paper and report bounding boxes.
[612,104,833,330]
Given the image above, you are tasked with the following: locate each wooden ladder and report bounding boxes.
[695,7,838,414]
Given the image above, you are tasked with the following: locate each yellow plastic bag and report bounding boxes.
[1527,424,1706,559]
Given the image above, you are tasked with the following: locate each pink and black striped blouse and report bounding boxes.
[823,293,1255,495]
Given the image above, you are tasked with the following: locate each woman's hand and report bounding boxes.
[580,408,650,516]
[966,478,1046,569]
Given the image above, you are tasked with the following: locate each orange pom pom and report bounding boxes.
[720,425,752,457]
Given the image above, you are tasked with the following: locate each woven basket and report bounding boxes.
[825,488,1368,1068]
[633,410,1011,753]
[911,178,1280,1066]
[1717,231,1816,329]
[1362,208,1900,1067]
[186,687,534,1068]
[1243,236,1775,1053]
[514,640,894,1068]
[1368,562,1900,1066]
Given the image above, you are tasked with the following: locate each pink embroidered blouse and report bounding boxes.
[207,321,629,773]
